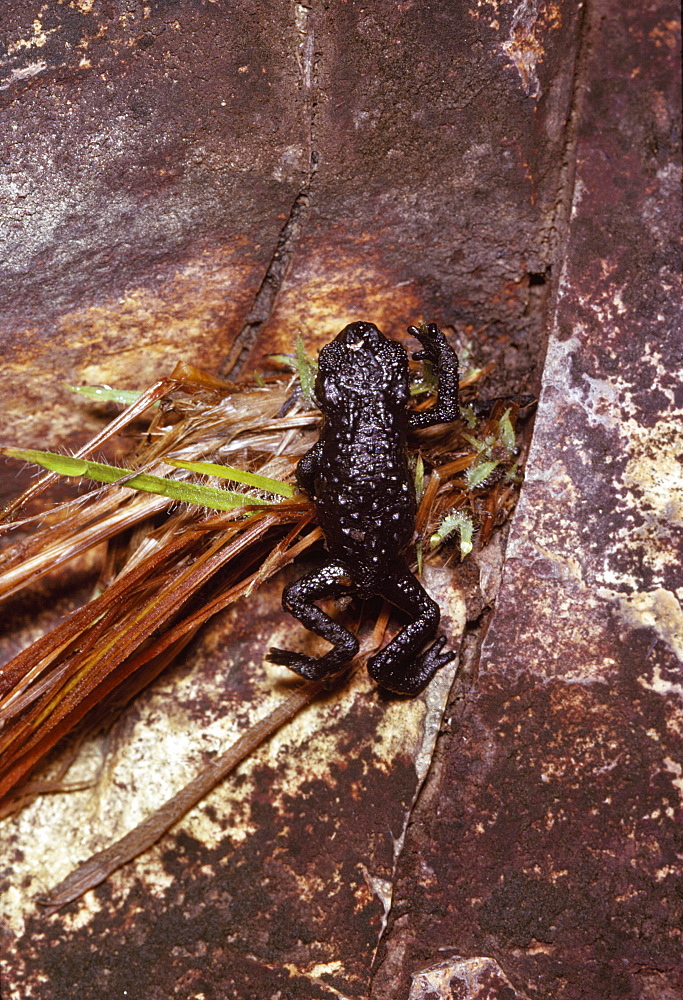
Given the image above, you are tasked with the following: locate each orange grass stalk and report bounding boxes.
[0,353,525,814]
[0,364,319,807]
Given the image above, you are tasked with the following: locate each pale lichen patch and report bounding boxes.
[617,588,683,662]
[662,757,683,802]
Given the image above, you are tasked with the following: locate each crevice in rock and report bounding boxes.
[368,607,495,1000]
[219,183,315,378]
[544,0,595,301]
[221,6,320,379]
[368,9,601,995]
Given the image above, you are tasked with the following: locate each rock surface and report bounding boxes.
[0,1,680,998]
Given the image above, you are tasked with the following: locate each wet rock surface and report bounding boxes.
[0,0,680,998]
[371,0,682,997]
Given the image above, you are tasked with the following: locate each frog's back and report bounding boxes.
[312,322,416,590]
[314,321,413,507]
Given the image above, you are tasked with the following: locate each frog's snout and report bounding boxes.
[337,320,385,353]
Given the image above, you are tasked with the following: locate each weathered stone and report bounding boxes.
[246,0,584,397]
[372,1,682,997]
[0,567,465,999]
[409,955,531,1000]
[0,1,310,500]
[1,0,679,997]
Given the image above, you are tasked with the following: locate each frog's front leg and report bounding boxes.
[295,441,322,496]
[368,565,455,695]
[408,322,460,429]
[267,560,359,681]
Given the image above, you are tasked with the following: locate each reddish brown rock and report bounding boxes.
[0,0,680,998]
[372,1,682,997]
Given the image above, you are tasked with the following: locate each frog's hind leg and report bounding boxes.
[367,568,455,695]
[267,561,359,681]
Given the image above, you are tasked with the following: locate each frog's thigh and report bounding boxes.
[269,561,360,679]
[282,560,354,614]
[281,562,358,656]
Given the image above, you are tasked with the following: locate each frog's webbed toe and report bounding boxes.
[371,635,455,695]
[266,647,317,677]
[266,647,351,682]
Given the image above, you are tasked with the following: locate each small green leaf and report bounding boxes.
[465,459,500,488]
[269,354,295,368]
[66,385,148,406]
[410,359,438,397]
[460,404,478,429]
[166,458,295,498]
[497,408,517,452]
[505,460,523,484]
[409,379,431,396]
[430,510,475,559]
[270,335,318,407]
[413,454,425,501]
[461,432,487,453]
[296,332,317,406]
[3,449,274,511]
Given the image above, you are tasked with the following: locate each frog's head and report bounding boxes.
[334,321,386,354]
[314,321,410,412]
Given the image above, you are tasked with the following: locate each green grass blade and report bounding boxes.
[3,449,274,511]
[66,385,148,406]
[270,335,318,407]
[166,459,295,498]
[296,332,317,406]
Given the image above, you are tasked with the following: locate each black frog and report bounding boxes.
[267,321,460,696]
